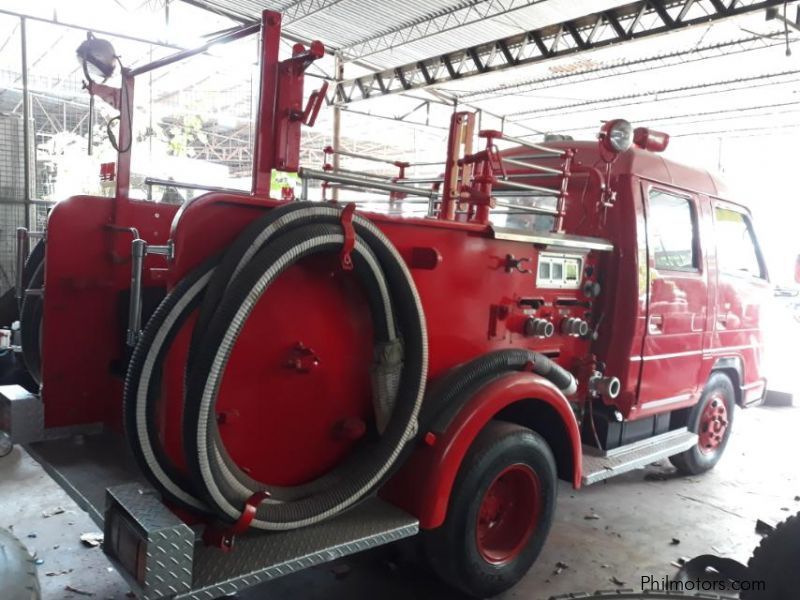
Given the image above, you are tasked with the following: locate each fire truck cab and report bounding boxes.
[569,139,769,453]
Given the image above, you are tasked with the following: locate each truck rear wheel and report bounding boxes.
[423,421,557,598]
[669,372,735,475]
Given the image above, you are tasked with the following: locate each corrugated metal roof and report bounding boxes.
[189,0,632,70]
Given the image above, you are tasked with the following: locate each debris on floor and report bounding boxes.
[553,561,569,575]
[45,569,74,577]
[755,519,775,536]
[610,575,626,586]
[64,584,94,597]
[80,532,104,548]
[42,506,66,518]
[584,513,601,520]
[670,538,680,545]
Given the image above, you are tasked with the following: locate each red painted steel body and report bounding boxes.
[32,9,768,538]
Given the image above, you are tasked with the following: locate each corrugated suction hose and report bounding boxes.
[124,203,428,530]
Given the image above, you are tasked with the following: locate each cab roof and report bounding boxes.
[538,140,732,201]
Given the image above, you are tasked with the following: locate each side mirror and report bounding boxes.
[795,255,800,284]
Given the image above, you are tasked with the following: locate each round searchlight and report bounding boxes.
[599,119,633,161]
[76,33,117,83]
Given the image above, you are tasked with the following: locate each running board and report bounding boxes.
[581,427,698,486]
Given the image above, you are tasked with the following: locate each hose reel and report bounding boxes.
[124,203,428,530]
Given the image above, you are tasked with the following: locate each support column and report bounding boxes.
[20,16,31,230]
[332,51,343,202]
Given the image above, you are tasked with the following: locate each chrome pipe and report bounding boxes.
[328,167,394,181]
[496,178,560,195]
[325,148,401,166]
[396,177,444,184]
[494,201,559,216]
[146,242,173,260]
[299,168,436,199]
[144,177,247,196]
[502,157,564,175]
[126,239,146,348]
[300,177,309,201]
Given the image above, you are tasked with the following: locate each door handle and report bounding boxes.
[648,314,663,333]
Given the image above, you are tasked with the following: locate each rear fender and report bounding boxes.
[381,372,582,529]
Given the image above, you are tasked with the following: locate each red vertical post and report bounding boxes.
[115,74,134,201]
[113,72,135,224]
[252,11,282,196]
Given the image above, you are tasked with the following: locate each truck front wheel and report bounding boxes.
[670,372,735,475]
[423,421,557,598]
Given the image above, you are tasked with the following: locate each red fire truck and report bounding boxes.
[0,11,769,600]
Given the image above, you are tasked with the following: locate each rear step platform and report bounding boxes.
[581,427,698,485]
[26,432,418,600]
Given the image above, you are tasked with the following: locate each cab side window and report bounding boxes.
[714,207,763,278]
[648,190,697,271]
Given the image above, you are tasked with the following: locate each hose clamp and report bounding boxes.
[339,203,356,271]
[202,490,271,552]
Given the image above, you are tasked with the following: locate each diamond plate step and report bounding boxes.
[581,427,698,486]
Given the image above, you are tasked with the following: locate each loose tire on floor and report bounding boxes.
[742,512,800,600]
[670,372,735,475]
[0,527,40,600]
[423,420,557,598]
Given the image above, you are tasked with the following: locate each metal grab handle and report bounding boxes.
[126,239,174,347]
[126,239,146,347]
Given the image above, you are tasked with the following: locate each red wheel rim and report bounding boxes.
[476,463,541,565]
[698,391,729,454]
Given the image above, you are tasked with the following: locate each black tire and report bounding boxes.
[742,513,800,599]
[0,527,40,600]
[669,372,735,475]
[423,421,557,598]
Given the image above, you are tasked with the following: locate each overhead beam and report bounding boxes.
[459,33,782,101]
[334,0,787,105]
[339,0,549,63]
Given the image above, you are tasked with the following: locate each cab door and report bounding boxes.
[709,202,770,403]
[637,183,709,413]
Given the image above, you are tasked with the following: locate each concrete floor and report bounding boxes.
[1,404,797,600]
[1,295,798,600]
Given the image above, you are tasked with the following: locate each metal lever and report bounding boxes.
[298,81,328,127]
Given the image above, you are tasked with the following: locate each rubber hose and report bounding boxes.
[184,215,427,530]
[126,204,427,529]
[123,257,219,514]
[124,240,393,515]
[420,349,577,434]
[126,203,356,514]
